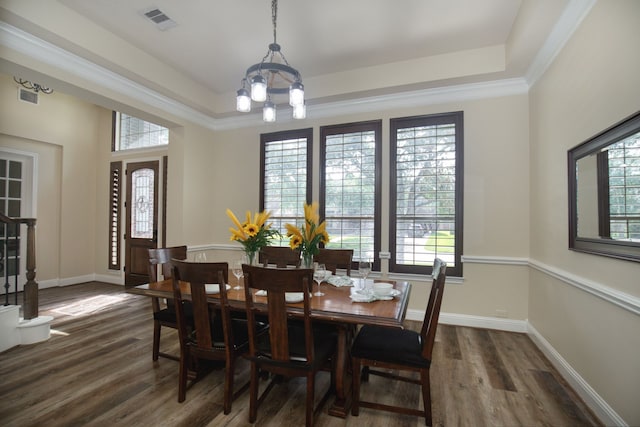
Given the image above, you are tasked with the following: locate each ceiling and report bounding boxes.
[1,0,591,127]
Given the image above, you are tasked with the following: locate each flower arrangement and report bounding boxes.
[285,202,330,267]
[226,208,280,264]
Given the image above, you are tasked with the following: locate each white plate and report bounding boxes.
[254,290,307,303]
[285,292,305,303]
[373,282,395,287]
[373,288,401,298]
[204,283,231,294]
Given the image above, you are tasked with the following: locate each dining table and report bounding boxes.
[127,273,411,418]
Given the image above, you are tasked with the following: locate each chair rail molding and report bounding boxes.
[461,255,529,265]
[529,258,640,316]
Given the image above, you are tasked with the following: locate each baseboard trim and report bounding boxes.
[36,274,123,289]
[406,310,626,426]
[527,324,627,427]
[407,309,528,332]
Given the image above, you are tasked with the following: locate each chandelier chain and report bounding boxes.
[272,0,278,44]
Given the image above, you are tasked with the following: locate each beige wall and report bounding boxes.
[188,95,531,320]
[0,73,104,283]
[529,1,640,424]
[2,1,639,424]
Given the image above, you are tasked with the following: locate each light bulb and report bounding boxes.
[263,101,276,122]
[293,103,306,119]
[289,82,304,106]
[236,88,251,112]
[251,75,267,102]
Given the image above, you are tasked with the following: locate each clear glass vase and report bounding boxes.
[301,252,314,269]
[245,250,258,266]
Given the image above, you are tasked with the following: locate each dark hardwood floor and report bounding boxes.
[0,282,601,427]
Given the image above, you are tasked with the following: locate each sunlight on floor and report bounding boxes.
[52,294,127,316]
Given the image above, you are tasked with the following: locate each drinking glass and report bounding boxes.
[232,259,243,290]
[313,263,327,296]
[358,260,371,291]
[195,252,207,262]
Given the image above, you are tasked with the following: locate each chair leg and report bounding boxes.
[351,357,361,416]
[223,358,234,414]
[362,365,370,382]
[177,349,188,402]
[421,368,432,426]
[152,321,161,361]
[249,363,259,423]
[306,372,315,427]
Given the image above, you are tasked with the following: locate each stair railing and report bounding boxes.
[1,213,38,320]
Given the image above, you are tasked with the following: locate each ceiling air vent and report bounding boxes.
[140,6,177,31]
[18,88,38,105]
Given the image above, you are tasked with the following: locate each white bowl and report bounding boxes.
[372,282,394,297]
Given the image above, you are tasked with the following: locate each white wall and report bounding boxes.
[529,1,640,425]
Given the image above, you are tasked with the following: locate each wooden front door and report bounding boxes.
[125,161,159,286]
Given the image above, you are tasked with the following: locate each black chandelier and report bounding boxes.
[14,77,53,94]
[236,0,305,122]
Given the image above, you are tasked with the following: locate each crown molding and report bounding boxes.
[2,0,593,131]
[525,0,596,86]
[0,21,218,131]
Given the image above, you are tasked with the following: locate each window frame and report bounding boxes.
[319,120,382,271]
[259,128,313,242]
[112,111,169,152]
[389,111,464,277]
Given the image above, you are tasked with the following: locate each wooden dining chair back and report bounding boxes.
[351,258,447,426]
[313,248,354,275]
[171,259,258,414]
[259,246,301,268]
[242,265,337,427]
[147,245,188,361]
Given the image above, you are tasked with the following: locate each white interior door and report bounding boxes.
[0,149,36,293]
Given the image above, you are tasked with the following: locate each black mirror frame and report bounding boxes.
[568,111,640,263]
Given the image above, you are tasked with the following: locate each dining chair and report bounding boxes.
[147,245,188,361]
[171,259,266,414]
[242,265,337,427]
[350,258,447,426]
[313,248,353,275]
[259,245,301,268]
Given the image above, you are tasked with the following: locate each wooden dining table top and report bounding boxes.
[128,275,411,329]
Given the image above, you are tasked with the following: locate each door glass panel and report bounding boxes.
[9,161,21,179]
[8,180,21,198]
[131,168,155,239]
[0,156,23,281]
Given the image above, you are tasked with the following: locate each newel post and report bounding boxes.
[22,218,38,320]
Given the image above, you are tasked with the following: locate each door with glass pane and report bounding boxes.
[0,150,34,293]
[125,161,158,286]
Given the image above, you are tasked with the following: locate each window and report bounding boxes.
[390,112,463,276]
[108,161,122,270]
[600,131,640,240]
[260,129,312,243]
[320,121,381,269]
[112,112,168,151]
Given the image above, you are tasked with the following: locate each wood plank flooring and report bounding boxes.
[0,282,602,427]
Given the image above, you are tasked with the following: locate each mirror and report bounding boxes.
[568,111,640,262]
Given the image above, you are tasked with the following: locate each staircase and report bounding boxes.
[1,213,51,352]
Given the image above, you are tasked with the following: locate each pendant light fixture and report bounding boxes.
[236,0,305,122]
